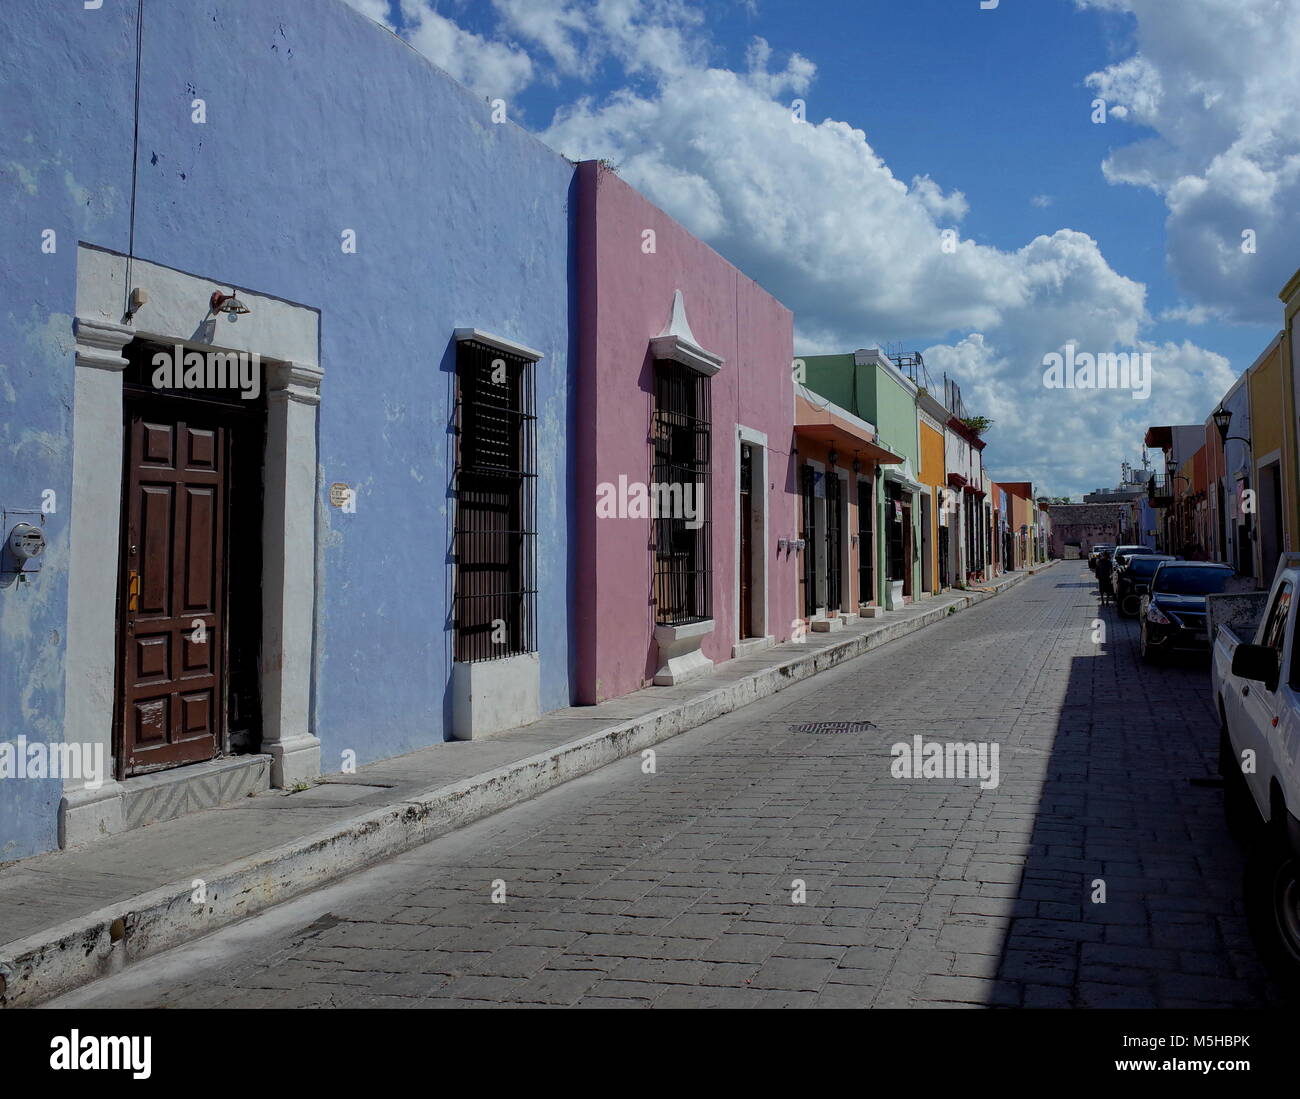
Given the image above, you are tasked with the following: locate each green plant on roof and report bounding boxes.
[961,416,993,436]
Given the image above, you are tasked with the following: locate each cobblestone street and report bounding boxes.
[54,566,1279,1009]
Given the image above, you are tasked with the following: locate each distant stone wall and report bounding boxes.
[1048,504,1126,557]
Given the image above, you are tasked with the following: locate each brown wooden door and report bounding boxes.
[901,500,913,598]
[117,409,227,776]
[738,443,753,638]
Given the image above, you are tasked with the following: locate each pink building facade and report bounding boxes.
[575,161,799,704]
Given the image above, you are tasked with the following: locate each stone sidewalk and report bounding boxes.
[1,562,1055,1007]
[51,559,1267,1010]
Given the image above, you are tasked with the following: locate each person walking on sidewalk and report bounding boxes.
[1095,549,1114,606]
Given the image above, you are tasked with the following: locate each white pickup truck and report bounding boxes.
[1211,553,1300,991]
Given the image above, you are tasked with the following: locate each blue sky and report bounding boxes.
[347,0,1298,495]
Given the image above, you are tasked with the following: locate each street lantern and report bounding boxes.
[1212,404,1232,443]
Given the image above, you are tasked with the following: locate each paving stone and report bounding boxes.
[748,957,839,991]
[60,567,1277,1010]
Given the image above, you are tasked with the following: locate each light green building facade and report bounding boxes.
[799,350,924,605]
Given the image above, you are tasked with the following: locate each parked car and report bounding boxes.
[1211,553,1300,992]
[1113,543,1160,570]
[1139,560,1236,662]
[1087,543,1114,572]
[1115,553,1177,617]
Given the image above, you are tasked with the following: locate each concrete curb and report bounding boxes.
[1,560,1057,1007]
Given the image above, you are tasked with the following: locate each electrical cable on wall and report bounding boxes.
[124,0,144,323]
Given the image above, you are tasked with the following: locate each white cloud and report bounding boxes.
[492,0,709,81]
[342,0,393,25]
[343,0,1252,493]
[400,0,535,100]
[1030,194,1053,208]
[912,175,969,222]
[343,0,536,101]
[1079,0,1300,322]
[538,29,1238,493]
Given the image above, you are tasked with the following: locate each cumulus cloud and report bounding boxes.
[1079,0,1300,322]
[492,0,709,81]
[538,22,1241,493]
[399,0,535,100]
[342,0,393,25]
[342,0,535,101]
[350,0,1259,492]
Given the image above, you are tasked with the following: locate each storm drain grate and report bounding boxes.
[789,721,878,734]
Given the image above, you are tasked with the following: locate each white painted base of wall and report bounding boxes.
[59,755,272,849]
[265,735,322,788]
[653,620,715,685]
[810,615,845,633]
[60,781,124,849]
[451,653,541,740]
[732,635,775,659]
[886,581,906,610]
[859,605,885,619]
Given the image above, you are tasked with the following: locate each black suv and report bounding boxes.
[1115,553,1177,616]
[1139,561,1236,662]
[1113,544,1159,570]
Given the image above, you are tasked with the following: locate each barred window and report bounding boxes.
[453,339,537,662]
[858,478,874,605]
[652,361,712,626]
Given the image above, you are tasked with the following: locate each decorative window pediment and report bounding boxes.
[649,290,723,377]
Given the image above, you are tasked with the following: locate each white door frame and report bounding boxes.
[735,426,770,641]
[62,246,322,846]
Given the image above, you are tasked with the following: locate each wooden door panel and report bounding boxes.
[182,631,213,673]
[142,421,174,464]
[182,484,217,613]
[179,690,214,742]
[187,427,217,469]
[118,411,227,777]
[134,634,169,681]
[132,697,169,747]
[138,484,173,614]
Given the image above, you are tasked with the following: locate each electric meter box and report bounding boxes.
[3,516,46,574]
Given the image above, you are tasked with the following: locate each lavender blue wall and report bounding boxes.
[0,0,576,859]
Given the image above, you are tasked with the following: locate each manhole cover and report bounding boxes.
[789,721,878,734]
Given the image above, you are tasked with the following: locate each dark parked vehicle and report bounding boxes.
[1113,543,1160,570]
[1139,561,1237,662]
[1115,553,1177,617]
[1087,543,1114,572]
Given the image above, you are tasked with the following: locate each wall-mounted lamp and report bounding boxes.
[852,453,862,474]
[1212,403,1252,450]
[209,290,251,316]
[125,286,149,321]
[828,447,839,468]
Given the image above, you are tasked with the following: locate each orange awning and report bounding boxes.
[794,392,903,464]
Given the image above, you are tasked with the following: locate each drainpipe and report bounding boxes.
[1282,327,1296,553]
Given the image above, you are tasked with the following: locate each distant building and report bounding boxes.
[1048,504,1129,559]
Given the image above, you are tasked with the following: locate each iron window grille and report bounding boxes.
[858,478,874,604]
[800,464,820,617]
[453,339,537,662]
[652,361,712,626]
[887,482,906,581]
[825,472,842,613]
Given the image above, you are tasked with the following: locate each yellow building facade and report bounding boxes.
[917,416,947,595]
[1245,332,1291,581]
